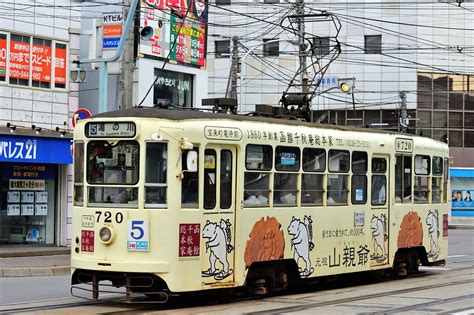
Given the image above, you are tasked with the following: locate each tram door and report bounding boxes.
[201,145,236,285]
[370,155,390,267]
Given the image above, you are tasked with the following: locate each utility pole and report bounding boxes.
[399,91,408,133]
[226,36,240,100]
[120,0,135,110]
[296,0,308,95]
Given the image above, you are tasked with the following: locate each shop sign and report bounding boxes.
[0,136,72,164]
[54,45,67,85]
[0,37,6,77]
[9,40,30,80]
[140,0,208,68]
[9,179,46,190]
[1,163,56,180]
[31,44,51,83]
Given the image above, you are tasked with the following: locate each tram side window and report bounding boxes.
[182,147,199,207]
[414,155,430,204]
[327,150,350,205]
[274,146,300,206]
[244,145,272,207]
[73,141,84,205]
[395,155,412,203]
[204,149,217,210]
[371,158,387,206]
[302,148,326,206]
[220,150,233,209]
[145,143,167,207]
[432,156,443,203]
[351,151,367,204]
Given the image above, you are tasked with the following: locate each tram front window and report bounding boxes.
[86,141,139,206]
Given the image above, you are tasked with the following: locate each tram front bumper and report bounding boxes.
[71,257,170,273]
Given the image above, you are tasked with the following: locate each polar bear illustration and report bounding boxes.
[426,209,440,260]
[370,214,388,262]
[287,215,314,278]
[202,220,233,280]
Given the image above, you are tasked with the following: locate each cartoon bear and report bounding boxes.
[287,216,314,278]
[202,220,233,280]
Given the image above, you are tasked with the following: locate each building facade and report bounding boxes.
[205,0,473,215]
[0,0,81,245]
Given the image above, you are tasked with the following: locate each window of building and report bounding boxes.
[182,147,199,207]
[371,157,387,206]
[31,38,52,89]
[263,39,279,57]
[351,151,367,204]
[9,34,30,86]
[145,142,167,208]
[153,68,193,108]
[54,43,67,89]
[327,150,349,205]
[0,33,6,82]
[312,37,330,56]
[364,35,381,54]
[215,40,230,58]
[395,155,412,203]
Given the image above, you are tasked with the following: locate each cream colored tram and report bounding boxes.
[71,108,449,301]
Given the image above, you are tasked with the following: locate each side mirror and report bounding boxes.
[186,151,198,172]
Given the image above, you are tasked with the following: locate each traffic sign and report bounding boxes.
[72,108,92,128]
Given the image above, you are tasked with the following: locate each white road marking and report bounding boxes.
[453,310,474,315]
[419,266,451,271]
[448,255,468,259]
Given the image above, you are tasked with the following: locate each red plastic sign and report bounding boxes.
[55,46,67,85]
[178,223,200,257]
[9,40,30,80]
[32,44,52,83]
[81,230,95,252]
[0,38,6,78]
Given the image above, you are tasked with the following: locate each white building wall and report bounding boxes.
[0,0,81,246]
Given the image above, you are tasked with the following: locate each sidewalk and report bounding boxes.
[0,218,472,278]
[0,246,70,277]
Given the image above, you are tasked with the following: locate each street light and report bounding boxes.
[239,39,295,114]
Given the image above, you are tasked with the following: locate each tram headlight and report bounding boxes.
[99,226,115,245]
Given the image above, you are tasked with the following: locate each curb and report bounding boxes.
[449,224,474,230]
[0,249,70,259]
[0,266,70,278]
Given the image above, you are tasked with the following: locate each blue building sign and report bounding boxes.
[103,37,120,49]
[0,136,72,164]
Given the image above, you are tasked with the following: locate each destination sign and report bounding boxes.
[86,122,136,138]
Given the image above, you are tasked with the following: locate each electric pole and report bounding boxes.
[121,0,135,109]
[399,91,408,133]
[296,0,308,95]
[226,36,240,100]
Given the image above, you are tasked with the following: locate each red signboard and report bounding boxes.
[55,46,67,85]
[178,223,200,257]
[9,40,30,80]
[0,38,6,77]
[81,230,95,252]
[32,44,52,83]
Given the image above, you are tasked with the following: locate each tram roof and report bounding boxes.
[94,107,412,137]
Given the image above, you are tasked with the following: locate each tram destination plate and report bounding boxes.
[86,122,136,138]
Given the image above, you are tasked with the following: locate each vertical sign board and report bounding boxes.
[9,40,30,80]
[102,12,123,50]
[140,0,208,68]
[31,44,52,83]
[54,45,67,86]
[0,36,6,78]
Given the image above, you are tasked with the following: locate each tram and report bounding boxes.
[71,108,450,302]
